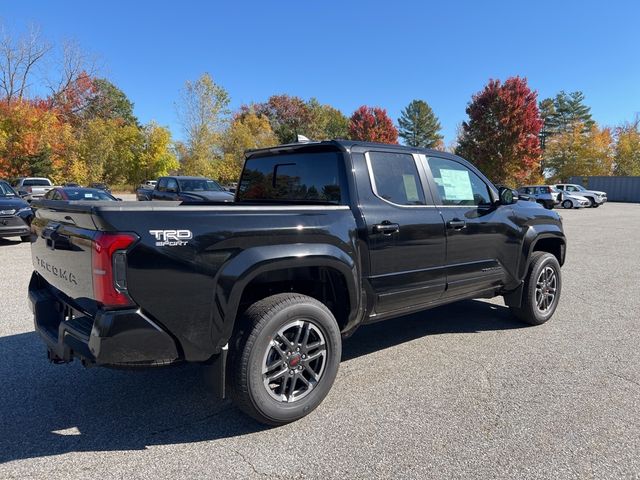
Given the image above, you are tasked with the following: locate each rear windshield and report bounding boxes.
[237,151,343,204]
[23,179,52,186]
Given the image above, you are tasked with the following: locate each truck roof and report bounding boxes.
[245,139,457,160]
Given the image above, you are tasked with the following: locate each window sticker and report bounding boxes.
[402,174,420,203]
[440,169,473,201]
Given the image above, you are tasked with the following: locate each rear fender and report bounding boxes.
[212,244,361,351]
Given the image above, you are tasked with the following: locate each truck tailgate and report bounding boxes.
[30,202,101,301]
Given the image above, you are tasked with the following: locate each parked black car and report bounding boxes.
[29,140,566,425]
[137,176,234,202]
[44,187,120,202]
[0,180,33,241]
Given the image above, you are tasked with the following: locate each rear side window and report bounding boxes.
[367,152,426,206]
[237,151,343,204]
[539,187,550,194]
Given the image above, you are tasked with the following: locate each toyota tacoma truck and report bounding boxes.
[28,140,566,425]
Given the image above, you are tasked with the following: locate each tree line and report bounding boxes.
[1,26,639,188]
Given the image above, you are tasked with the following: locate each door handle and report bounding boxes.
[373,223,400,235]
[446,219,466,230]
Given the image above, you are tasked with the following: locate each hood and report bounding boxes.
[0,197,30,212]
[586,190,606,196]
[181,191,234,202]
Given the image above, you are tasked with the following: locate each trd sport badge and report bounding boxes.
[149,229,192,247]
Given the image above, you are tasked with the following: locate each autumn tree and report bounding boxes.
[456,77,543,185]
[613,117,640,176]
[176,72,230,175]
[136,122,179,183]
[306,98,349,140]
[544,123,614,181]
[0,100,71,180]
[74,118,141,184]
[217,112,278,183]
[348,106,398,143]
[397,99,442,148]
[83,78,137,125]
[250,94,311,143]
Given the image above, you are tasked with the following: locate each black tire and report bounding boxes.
[510,251,562,326]
[592,203,600,208]
[562,200,573,209]
[228,293,342,425]
[20,235,31,242]
[587,197,596,207]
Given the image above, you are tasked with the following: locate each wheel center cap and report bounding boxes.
[289,353,301,368]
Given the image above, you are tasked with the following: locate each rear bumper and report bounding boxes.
[29,272,180,367]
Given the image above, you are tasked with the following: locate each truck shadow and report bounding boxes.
[0,300,522,464]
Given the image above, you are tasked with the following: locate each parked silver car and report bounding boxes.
[554,183,607,207]
[517,185,560,209]
[559,191,590,209]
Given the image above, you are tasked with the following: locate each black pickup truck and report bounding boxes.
[29,140,565,425]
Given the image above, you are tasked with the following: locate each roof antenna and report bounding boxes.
[296,134,311,143]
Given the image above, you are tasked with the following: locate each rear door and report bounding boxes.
[422,155,519,299]
[356,149,447,315]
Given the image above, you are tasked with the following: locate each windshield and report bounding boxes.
[23,179,52,187]
[178,179,223,192]
[66,189,115,201]
[574,185,586,192]
[0,181,17,197]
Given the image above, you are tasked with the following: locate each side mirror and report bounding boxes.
[498,186,517,205]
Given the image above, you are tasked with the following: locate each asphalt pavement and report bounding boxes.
[0,203,638,479]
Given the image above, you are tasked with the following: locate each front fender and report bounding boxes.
[211,243,360,351]
[517,226,566,280]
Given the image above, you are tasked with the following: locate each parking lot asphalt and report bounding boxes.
[1,203,639,479]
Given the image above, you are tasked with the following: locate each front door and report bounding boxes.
[422,155,519,299]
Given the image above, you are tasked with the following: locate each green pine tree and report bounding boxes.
[539,91,594,136]
[397,100,443,148]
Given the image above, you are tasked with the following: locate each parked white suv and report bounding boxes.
[554,183,607,208]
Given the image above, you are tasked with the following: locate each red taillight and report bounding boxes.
[92,232,138,307]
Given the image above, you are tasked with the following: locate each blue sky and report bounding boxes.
[3,0,639,145]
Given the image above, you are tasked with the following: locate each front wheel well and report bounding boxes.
[532,237,565,265]
[237,266,351,331]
